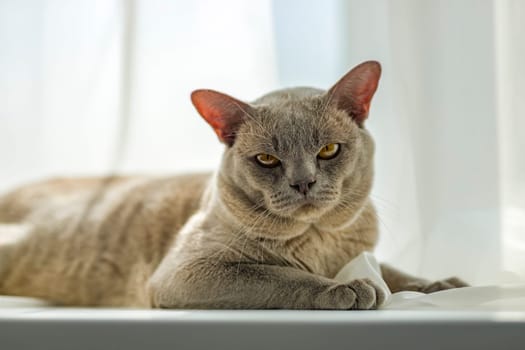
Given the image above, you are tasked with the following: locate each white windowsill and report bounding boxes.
[1,297,525,350]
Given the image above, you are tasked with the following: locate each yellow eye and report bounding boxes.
[255,154,281,168]
[318,143,340,160]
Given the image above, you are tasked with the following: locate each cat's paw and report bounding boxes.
[407,277,469,294]
[320,278,386,310]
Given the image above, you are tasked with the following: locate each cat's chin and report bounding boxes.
[265,194,339,223]
[276,201,333,224]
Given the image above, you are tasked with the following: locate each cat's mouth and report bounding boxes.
[267,192,339,222]
[280,196,335,221]
[294,202,318,214]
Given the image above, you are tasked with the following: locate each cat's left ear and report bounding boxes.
[326,61,381,126]
[191,89,253,146]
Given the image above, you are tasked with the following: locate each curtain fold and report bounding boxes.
[495,0,525,278]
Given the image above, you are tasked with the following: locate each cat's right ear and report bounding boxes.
[191,89,253,146]
[326,61,381,126]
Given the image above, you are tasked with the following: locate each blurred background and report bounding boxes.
[0,0,524,285]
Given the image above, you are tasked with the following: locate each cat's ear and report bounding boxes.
[326,61,381,125]
[191,89,253,146]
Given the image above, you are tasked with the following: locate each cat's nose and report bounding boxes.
[289,179,316,195]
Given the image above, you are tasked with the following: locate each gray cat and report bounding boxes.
[0,61,466,308]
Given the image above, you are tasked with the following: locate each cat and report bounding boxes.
[0,61,467,309]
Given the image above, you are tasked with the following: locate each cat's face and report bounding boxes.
[229,97,371,222]
[192,61,380,226]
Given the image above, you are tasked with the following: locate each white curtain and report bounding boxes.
[1,0,524,285]
[0,0,122,187]
[0,0,277,185]
[495,0,525,279]
[330,0,525,284]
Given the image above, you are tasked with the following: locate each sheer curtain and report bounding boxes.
[1,0,524,285]
[495,0,525,279]
[0,0,277,187]
[331,0,525,284]
[0,0,122,189]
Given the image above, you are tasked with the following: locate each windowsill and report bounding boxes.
[1,297,525,350]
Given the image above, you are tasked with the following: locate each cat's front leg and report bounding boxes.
[380,263,468,293]
[149,259,386,310]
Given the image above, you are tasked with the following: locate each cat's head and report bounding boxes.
[192,61,380,234]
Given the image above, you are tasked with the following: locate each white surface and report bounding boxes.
[335,252,525,311]
[1,305,525,322]
[0,293,524,322]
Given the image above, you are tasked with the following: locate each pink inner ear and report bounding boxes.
[191,89,247,146]
[193,99,226,138]
[329,61,381,124]
[354,76,378,115]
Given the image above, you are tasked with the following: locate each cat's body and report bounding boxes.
[0,175,208,306]
[0,62,466,308]
[0,171,376,307]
